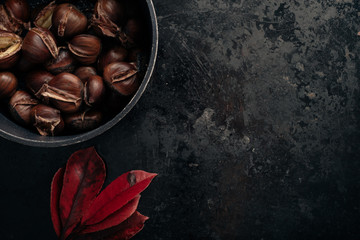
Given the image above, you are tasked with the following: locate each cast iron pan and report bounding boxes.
[0,0,158,147]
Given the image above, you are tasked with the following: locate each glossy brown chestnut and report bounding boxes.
[45,47,76,75]
[22,27,59,64]
[9,90,38,126]
[0,30,22,69]
[68,34,101,65]
[25,70,54,98]
[5,0,30,24]
[41,72,83,113]
[33,1,56,29]
[0,72,17,99]
[95,0,125,25]
[84,75,105,107]
[52,3,88,39]
[64,110,102,132]
[103,62,140,96]
[30,104,64,136]
[0,5,22,34]
[74,66,97,83]
[97,46,127,73]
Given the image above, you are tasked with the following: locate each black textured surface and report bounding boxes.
[1,0,360,239]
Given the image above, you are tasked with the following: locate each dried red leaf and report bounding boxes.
[82,170,157,225]
[72,211,148,240]
[50,167,65,237]
[81,195,141,234]
[59,147,106,240]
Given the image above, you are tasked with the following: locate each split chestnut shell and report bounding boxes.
[22,27,59,64]
[103,62,140,96]
[68,34,101,65]
[40,73,83,113]
[30,104,64,136]
[0,30,22,69]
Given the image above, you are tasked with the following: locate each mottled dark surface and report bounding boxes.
[0,0,360,239]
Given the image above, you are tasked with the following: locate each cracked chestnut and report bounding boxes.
[0,30,22,69]
[64,110,102,132]
[30,104,64,136]
[33,1,56,29]
[9,90,38,126]
[0,5,22,34]
[74,66,97,83]
[0,72,17,99]
[95,0,125,25]
[25,70,54,98]
[22,27,59,64]
[84,75,105,107]
[52,3,88,39]
[5,0,30,24]
[68,34,102,65]
[103,62,140,96]
[41,72,83,113]
[45,47,76,75]
[97,46,127,73]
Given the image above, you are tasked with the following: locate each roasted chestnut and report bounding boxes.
[25,70,54,98]
[0,5,22,34]
[84,75,105,107]
[30,104,64,136]
[45,47,76,74]
[9,90,38,126]
[97,46,127,73]
[103,62,139,96]
[94,0,125,25]
[64,110,102,132]
[22,27,59,64]
[74,66,97,83]
[52,3,88,39]
[5,0,30,24]
[41,72,83,113]
[0,72,17,99]
[33,1,56,29]
[0,30,22,69]
[68,34,102,65]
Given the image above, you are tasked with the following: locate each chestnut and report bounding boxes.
[64,110,102,132]
[84,75,105,107]
[52,3,88,39]
[74,66,97,83]
[0,5,22,34]
[0,72,18,99]
[97,46,127,73]
[41,72,83,113]
[9,90,38,126]
[45,47,76,75]
[33,1,56,29]
[103,62,140,96]
[68,34,102,65]
[5,0,30,24]
[25,70,54,98]
[30,104,64,136]
[0,30,22,69]
[94,0,125,25]
[22,27,59,64]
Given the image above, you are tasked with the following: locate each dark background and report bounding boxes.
[1,0,360,239]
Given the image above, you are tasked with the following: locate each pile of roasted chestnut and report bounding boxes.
[0,0,148,136]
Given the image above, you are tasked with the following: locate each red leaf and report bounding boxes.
[72,212,148,240]
[103,211,148,240]
[82,170,156,225]
[81,195,141,234]
[59,147,106,240]
[50,167,65,237]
